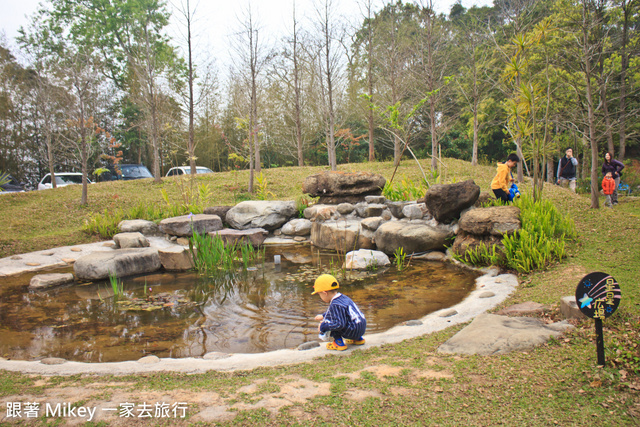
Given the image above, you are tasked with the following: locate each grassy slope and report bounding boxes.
[0,159,638,425]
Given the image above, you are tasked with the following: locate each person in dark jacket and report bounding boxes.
[313,274,366,351]
[557,148,578,192]
[601,152,625,205]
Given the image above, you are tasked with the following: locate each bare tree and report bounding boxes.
[313,0,345,171]
[230,2,271,191]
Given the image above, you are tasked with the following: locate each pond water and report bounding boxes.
[0,246,479,363]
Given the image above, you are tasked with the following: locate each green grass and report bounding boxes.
[0,158,638,425]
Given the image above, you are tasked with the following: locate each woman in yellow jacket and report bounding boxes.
[491,153,520,202]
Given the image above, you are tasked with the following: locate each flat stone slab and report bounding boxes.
[159,214,223,237]
[29,273,75,290]
[437,313,574,356]
[74,248,161,281]
[210,228,268,246]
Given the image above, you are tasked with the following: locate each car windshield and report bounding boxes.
[56,175,83,184]
[196,167,213,174]
[121,165,153,178]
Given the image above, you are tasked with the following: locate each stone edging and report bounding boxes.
[0,268,517,376]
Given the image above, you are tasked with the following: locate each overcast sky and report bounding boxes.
[1,0,492,67]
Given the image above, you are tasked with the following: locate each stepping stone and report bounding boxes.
[70,248,82,252]
[437,313,573,356]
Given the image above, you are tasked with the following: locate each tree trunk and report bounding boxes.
[618,0,630,161]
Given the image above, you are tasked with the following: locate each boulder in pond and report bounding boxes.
[29,273,75,290]
[424,180,481,223]
[311,219,374,252]
[281,218,312,236]
[158,246,194,271]
[344,249,390,270]
[458,206,521,236]
[74,248,161,281]
[159,214,223,237]
[302,171,386,204]
[226,201,297,230]
[374,221,453,255]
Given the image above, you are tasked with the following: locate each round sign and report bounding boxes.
[575,272,621,319]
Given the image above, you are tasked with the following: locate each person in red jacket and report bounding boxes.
[602,172,616,207]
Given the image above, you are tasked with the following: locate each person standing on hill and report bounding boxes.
[601,152,625,205]
[491,153,519,203]
[602,172,616,208]
[557,148,578,192]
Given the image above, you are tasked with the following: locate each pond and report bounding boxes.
[0,245,479,363]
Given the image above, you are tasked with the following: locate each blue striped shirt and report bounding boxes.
[319,293,367,339]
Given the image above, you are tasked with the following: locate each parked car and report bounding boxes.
[38,173,91,190]
[166,166,214,177]
[117,164,154,180]
[0,174,26,193]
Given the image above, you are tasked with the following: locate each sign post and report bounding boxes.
[575,272,622,367]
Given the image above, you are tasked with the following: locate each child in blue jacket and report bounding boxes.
[313,274,366,351]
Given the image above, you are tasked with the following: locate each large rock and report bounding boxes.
[226,201,296,230]
[458,206,521,236]
[203,206,233,221]
[437,313,574,356]
[118,219,160,236]
[374,221,453,255]
[402,203,427,220]
[281,218,312,236]
[311,220,374,252]
[302,171,386,204]
[74,248,161,281]
[450,231,504,257]
[29,273,75,290]
[210,228,268,246]
[355,203,386,218]
[159,214,223,237]
[304,204,337,221]
[158,246,194,271]
[113,232,150,249]
[385,201,415,219]
[344,249,390,270]
[424,180,481,223]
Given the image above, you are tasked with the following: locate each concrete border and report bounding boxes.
[0,263,517,375]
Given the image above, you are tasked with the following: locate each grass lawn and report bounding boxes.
[0,158,638,425]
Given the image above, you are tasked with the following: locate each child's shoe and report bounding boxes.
[326,339,347,351]
[344,338,366,345]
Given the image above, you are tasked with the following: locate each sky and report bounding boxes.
[1,0,493,72]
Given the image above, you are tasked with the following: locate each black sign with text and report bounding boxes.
[575,272,621,319]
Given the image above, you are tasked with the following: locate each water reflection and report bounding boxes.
[0,246,479,362]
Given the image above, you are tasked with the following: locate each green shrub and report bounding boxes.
[382,176,427,201]
[453,195,576,273]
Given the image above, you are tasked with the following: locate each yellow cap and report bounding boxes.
[311,274,339,295]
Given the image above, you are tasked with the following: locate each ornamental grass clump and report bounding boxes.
[455,195,576,273]
[189,232,261,276]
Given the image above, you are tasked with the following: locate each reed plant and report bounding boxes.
[393,246,407,271]
[108,272,125,299]
[189,231,261,276]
